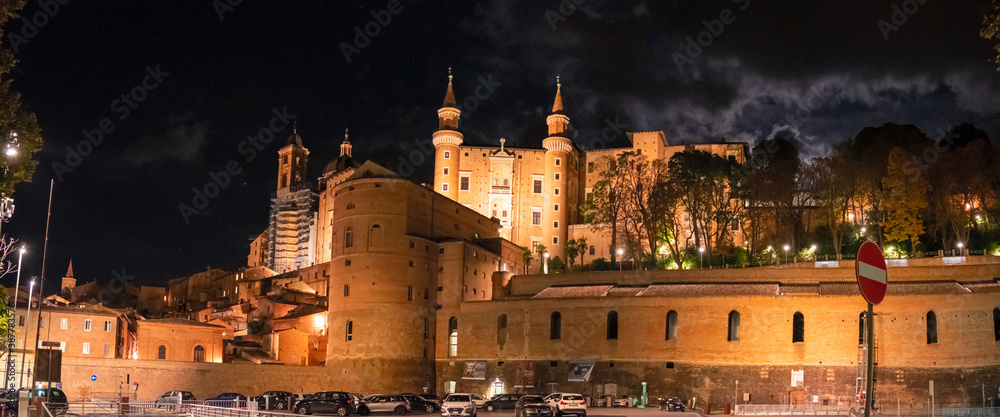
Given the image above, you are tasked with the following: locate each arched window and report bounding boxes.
[193,345,205,362]
[926,311,937,344]
[859,312,866,345]
[792,312,804,343]
[369,224,383,248]
[346,320,354,341]
[157,345,166,360]
[727,311,740,341]
[346,202,356,210]
[994,308,1000,341]
[550,312,561,340]
[665,310,678,341]
[606,311,618,340]
[496,314,508,348]
[448,317,458,357]
[345,226,354,248]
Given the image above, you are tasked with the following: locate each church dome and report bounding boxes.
[323,154,360,175]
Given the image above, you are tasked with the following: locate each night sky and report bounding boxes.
[3,1,999,288]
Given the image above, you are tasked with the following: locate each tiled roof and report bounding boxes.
[637,283,779,297]
[533,285,613,299]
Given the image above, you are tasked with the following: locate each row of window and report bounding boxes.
[156,344,206,362]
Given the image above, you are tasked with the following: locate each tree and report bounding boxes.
[647,169,687,268]
[668,150,739,263]
[564,239,580,267]
[0,0,44,197]
[881,147,929,254]
[982,0,1000,78]
[743,137,802,250]
[802,149,857,257]
[575,237,588,266]
[582,155,629,262]
[534,244,547,273]
[926,137,995,248]
[521,246,533,275]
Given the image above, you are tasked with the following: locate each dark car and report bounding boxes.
[155,391,197,404]
[401,394,440,413]
[661,397,685,412]
[204,393,248,407]
[483,394,523,412]
[514,395,552,417]
[254,391,295,411]
[418,394,441,404]
[294,391,356,416]
[1,388,69,417]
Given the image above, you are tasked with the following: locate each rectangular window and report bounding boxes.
[443,167,450,175]
[533,180,542,194]
[503,179,509,186]
[442,183,449,192]
[82,342,90,354]
[60,318,68,330]
[104,321,112,332]
[586,192,593,202]
[588,162,594,173]
[444,151,450,159]
[553,221,559,229]
[552,237,559,245]
[555,158,561,166]
[18,316,24,326]
[731,218,740,231]
[460,176,470,191]
[532,211,542,226]
[554,188,560,196]
[590,245,595,255]
[344,285,350,297]
[502,210,507,217]
[554,204,560,212]
[408,286,414,301]
[409,260,415,267]
[345,259,351,266]
[554,173,561,181]
[103,344,110,357]
[410,241,415,248]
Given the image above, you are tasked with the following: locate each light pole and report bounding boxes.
[957,242,964,256]
[18,278,33,389]
[6,246,24,390]
[698,247,705,268]
[783,244,790,264]
[543,252,549,275]
[810,244,817,261]
[617,248,624,271]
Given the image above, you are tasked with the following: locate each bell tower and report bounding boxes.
[543,76,573,260]
[277,124,310,196]
[433,68,464,200]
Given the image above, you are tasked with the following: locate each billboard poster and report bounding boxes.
[462,361,487,380]
[516,362,536,387]
[567,362,594,382]
[791,370,804,387]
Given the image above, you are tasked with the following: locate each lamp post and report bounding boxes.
[6,246,24,390]
[698,247,705,268]
[543,252,549,275]
[957,242,964,256]
[783,245,790,264]
[810,244,817,261]
[18,278,33,389]
[617,248,624,271]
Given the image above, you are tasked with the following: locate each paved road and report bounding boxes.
[474,410,698,417]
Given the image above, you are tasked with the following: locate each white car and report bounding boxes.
[441,393,478,417]
[543,393,586,417]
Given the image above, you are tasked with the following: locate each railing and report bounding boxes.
[735,404,851,415]
[190,404,298,417]
[44,401,273,417]
[941,408,1000,417]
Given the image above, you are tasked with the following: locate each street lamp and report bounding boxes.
[783,244,790,264]
[5,131,17,158]
[6,246,24,390]
[543,252,550,274]
[698,247,705,268]
[616,248,624,271]
[860,227,866,234]
[957,242,964,256]
[18,278,33,389]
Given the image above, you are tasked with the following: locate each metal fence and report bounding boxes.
[941,408,1000,417]
[43,401,291,417]
[735,404,852,415]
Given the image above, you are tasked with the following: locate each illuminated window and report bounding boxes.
[550,312,561,340]
[82,342,90,354]
[666,310,677,340]
[448,317,458,357]
[793,312,804,343]
[443,184,449,192]
[346,320,354,341]
[728,311,740,341]
[193,345,205,362]
[59,318,67,330]
[444,151,450,159]
[606,311,618,340]
[926,311,937,344]
[84,319,92,331]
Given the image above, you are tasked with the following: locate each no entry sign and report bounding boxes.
[856,241,888,305]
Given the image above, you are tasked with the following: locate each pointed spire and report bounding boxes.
[552,75,564,114]
[443,67,456,108]
[65,259,74,278]
[293,121,298,134]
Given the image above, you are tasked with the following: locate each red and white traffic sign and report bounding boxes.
[856,241,888,305]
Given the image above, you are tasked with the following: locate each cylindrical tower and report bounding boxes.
[326,178,438,393]
[543,77,572,260]
[433,70,463,200]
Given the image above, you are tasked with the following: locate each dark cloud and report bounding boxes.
[123,114,211,165]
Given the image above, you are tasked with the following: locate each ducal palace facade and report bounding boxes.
[46,73,999,411]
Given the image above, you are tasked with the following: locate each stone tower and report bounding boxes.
[267,128,319,273]
[542,77,573,259]
[433,69,463,200]
[60,260,76,299]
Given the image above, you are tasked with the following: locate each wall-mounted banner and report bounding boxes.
[516,362,536,387]
[791,370,804,387]
[568,362,594,382]
[462,361,487,380]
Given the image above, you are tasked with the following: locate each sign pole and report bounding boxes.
[864,302,874,417]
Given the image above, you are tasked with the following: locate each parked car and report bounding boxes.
[660,397,685,412]
[204,392,247,407]
[483,394,522,411]
[254,391,295,410]
[543,393,585,417]
[400,394,440,413]
[358,395,409,415]
[155,391,197,404]
[418,394,441,405]
[440,393,477,417]
[471,394,488,409]
[0,388,68,417]
[611,395,635,408]
[514,395,553,417]
[294,391,356,416]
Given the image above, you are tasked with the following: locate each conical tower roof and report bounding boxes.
[443,68,456,108]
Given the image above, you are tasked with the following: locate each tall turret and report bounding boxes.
[433,68,464,200]
[61,260,76,299]
[277,124,310,196]
[543,77,573,260]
